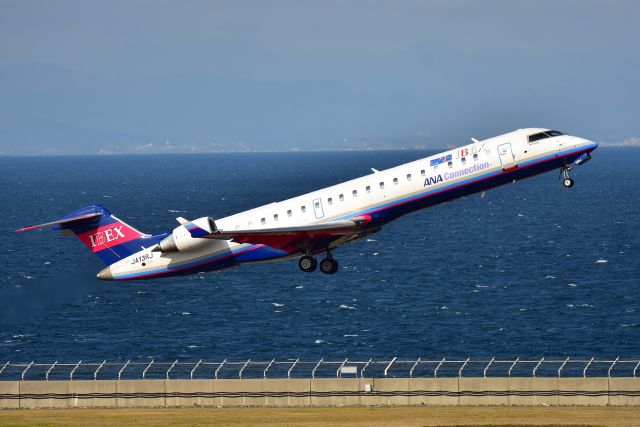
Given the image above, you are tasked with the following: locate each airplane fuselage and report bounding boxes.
[101,128,597,280]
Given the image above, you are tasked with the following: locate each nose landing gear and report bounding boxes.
[560,165,575,188]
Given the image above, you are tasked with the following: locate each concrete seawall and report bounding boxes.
[2,377,639,408]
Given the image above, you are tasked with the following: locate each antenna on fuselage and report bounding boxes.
[371,168,380,173]
[471,138,480,143]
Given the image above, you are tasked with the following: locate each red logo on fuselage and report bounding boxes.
[88,225,125,248]
[77,223,140,252]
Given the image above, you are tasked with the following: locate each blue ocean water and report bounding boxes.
[0,149,638,363]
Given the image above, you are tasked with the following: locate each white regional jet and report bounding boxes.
[17,128,597,281]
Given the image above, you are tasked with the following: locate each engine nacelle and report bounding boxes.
[155,217,215,253]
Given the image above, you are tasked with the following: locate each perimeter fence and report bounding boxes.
[2,358,640,381]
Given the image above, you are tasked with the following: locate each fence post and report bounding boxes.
[166,359,179,380]
[311,359,323,379]
[118,360,130,381]
[239,359,251,379]
[45,361,57,381]
[263,359,275,379]
[70,361,82,381]
[557,357,569,378]
[608,357,619,378]
[336,359,348,379]
[532,358,544,378]
[384,357,397,378]
[0,361,9,378]
[434,358,445,378]
[583,357,594,378]
[508,358,519,378]
[459,358,470,378]
[409,358,421,378]
[360,358,373,378]
[190,359,202,380]
[21,361,34,381]
[288,359,299,379]
[215,359,226,379]
[483,357,495,378]
[94,360,106,380]
[142,360,154,379]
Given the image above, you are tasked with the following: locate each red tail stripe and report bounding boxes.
[76,223,142,253]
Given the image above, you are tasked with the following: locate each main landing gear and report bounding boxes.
[298,251,339,274]
[319,255,339,275]
[560,165,575,188]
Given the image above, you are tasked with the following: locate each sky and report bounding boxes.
[0,0,639,154]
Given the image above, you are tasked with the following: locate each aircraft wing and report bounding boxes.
[194,215,375,251]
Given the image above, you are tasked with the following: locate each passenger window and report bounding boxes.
[301,206,306,213]
[328,197,333,205]
[261,218,266,225]
[393,178,398,185]
[352,190,358,197]
[461,157,466,164]
[407,174,412,181]
[274,214,278,221]
[339,194,344,201]
[380,182,385,189]
[447,161,453,168]
[287,209,292,217]
[314,201,320,208]
[421,170,425,176]
[366,185,371,193]
[473,153,478,161]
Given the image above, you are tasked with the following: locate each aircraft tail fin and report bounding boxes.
[16,205,164,265]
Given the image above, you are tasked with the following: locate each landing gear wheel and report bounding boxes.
[298,255,317,273]
[319,257,339,275]
[560,164,574,188]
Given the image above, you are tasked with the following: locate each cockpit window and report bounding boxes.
[528,130,564,143]
[546,130,564,137]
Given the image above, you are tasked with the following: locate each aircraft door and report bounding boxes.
[312,198,325,219]
[497,142,517,170]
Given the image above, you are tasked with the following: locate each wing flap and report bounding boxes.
[198,215,373,250]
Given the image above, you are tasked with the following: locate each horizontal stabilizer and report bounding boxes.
[15,212,102,233]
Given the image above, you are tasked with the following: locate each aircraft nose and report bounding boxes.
[580,137,598,149]
[97,266,113,281]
